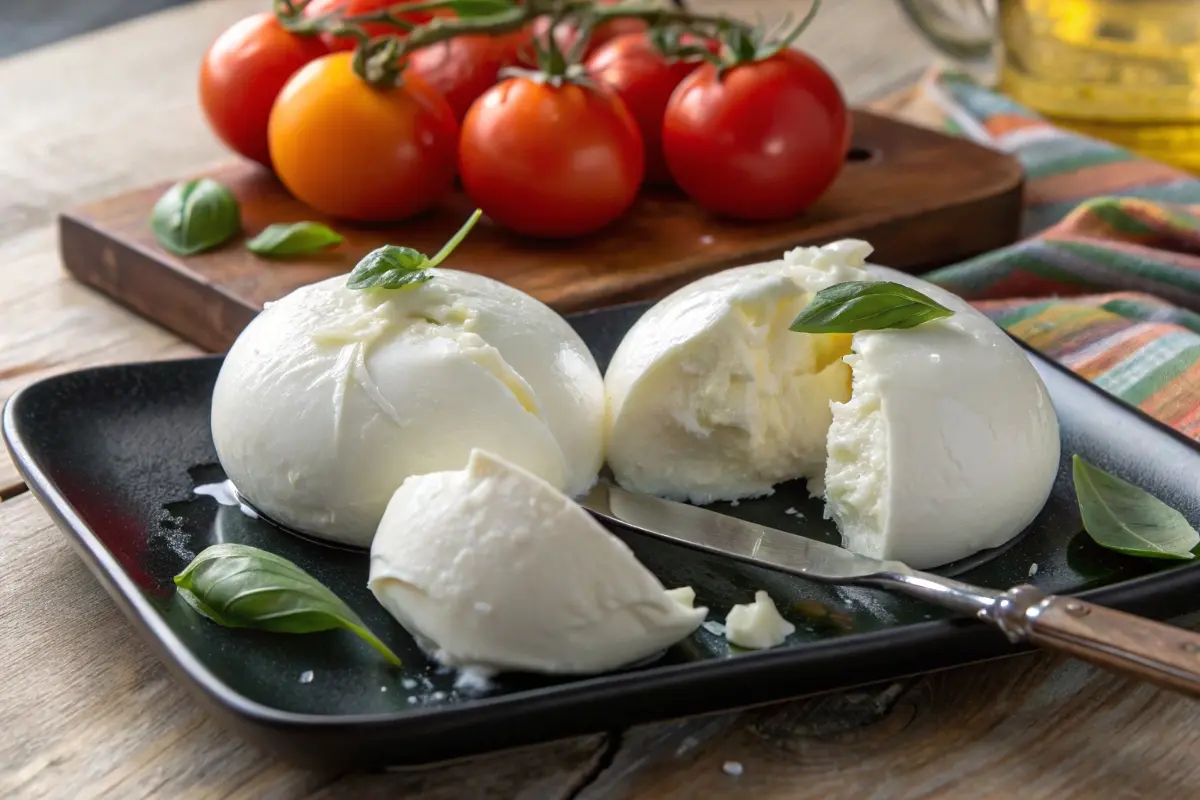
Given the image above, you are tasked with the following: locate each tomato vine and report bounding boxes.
[271,0,821,88]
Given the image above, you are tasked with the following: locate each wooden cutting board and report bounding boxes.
[58,110,1022,353]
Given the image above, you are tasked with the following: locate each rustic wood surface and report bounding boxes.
[3,0,1199,798]
[61,114,1022,352]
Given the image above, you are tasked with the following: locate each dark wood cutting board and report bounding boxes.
[58,110,1023,353]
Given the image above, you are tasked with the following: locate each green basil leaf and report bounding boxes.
[150,178,241,256]
[174,543,402,665]
[345,210,482,291]
[1073,456,1199,560]
[246,222,344,257]
[346,245,433,291]
[444,0,515,17]
[789,281,954,334]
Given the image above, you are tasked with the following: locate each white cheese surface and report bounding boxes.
[603,241,868,504]
[368,450,707,674]
[725,591,795,649]
[824,265,1060,568]
[604,241,1060,569]
[210,271,605,546]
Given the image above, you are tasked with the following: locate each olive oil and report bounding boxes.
[997,0,1200,171]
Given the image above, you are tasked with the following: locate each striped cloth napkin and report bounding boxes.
[913,70,1200,439]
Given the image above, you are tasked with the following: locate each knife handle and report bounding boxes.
[986,586,1200,698]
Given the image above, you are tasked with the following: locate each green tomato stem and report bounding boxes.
[427,209,483,268]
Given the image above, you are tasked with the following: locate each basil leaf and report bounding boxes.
[174,543,402,665]
[246,222,344,257]
[444,0,515,16]
[789,281,954,334]
[346,209,483,291]
[150,178,241,256]
[346,245,433,290]
[1073,456,1199,560]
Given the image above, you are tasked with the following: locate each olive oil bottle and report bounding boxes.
[901,0,1200,171]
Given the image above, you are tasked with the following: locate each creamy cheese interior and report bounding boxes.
[824,352,889,557]
[605,240,1061,569]
[604,242,871,505]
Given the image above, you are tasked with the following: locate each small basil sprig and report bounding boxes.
[174,543,402,666]
[150,178,241,256]
[246,222,344,257]
[789,281,954,334]
[1073,456,1199,560]
[347,209,482,291]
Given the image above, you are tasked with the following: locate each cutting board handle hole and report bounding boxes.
[846,147,878,163]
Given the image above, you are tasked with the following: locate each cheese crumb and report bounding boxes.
[725,591,795,649]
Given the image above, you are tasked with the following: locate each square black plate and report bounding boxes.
[6,302,1200,770]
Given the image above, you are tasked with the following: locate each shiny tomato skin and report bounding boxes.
[198,13,327,166]
[268,52,459,222]
[304,0,435,51]
[663,49,851,221]
[586,33,707,185]
[408,28,533,123]
[459,78,645,238]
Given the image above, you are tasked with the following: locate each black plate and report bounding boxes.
[6,302,1200,769]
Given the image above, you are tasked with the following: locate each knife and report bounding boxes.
[582,481,1200,698]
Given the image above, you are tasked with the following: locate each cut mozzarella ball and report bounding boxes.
[604,241,1060,568]
[368,449,707,674]
[604,241,869,504]
[824,266,1060,568]
[211,271,605,547]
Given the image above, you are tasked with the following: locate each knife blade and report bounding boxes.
[581,481,908,582]
[580,482,1200,699]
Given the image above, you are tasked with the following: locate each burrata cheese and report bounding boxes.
[212,271,605,547]
[604,241,1060,568]
[368,449,707,674]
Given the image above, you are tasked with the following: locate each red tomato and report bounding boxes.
[587,33,710,185]
[304,0,435,51]
[268,52,459,221]
[408,28,533,123]
[459,78,645,238]
[198,13,327,166]
[663,49,851,221]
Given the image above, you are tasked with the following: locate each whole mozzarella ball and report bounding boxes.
[369,449,707,674]
[211,271,605,546]
[604,240,1060,569]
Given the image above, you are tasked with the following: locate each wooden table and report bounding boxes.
[1,2,1198,797]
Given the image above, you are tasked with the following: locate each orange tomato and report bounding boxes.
[268,52,459,222]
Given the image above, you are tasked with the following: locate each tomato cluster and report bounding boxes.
[198,2,850,238]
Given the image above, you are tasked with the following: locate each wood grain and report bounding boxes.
[582,636,1200,799]
[15,2,1199,799]
[0,0,940,497]
[0,491,611,799]
[1027,595,1200,697]
[5,485,1199,798]
[60,114,1022,352]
